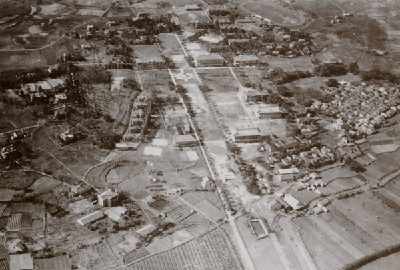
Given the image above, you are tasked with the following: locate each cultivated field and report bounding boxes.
[240,1,304,26]
[293,0,342,17]
[120,227,243,270]
[294,192,400,270]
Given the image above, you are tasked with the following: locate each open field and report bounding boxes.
[293,0,342,17]
[236,216,286,270]
[119,227,243,270]
[294,192,400,270]
[240,1,304,26]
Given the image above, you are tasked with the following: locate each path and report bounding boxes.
[228,66,257,127]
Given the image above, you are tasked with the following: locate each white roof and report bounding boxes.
[278,167,300,175]
[77,211,104,225]
[258,106,281,114]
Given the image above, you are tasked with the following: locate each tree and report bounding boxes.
[348,62,359,74]
[326,78,339,87]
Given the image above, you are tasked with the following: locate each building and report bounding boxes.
[231,127,262,143]
[116,142,140,151]
[195,54,225,67]
[185,4,201,10]
[234,55,260,66]
[242,90,269,102]
[275,167,300,182]
[255,105,285,119]
[135,58,165,69]
[283,193,305,210]
[70,185,92,196]
[77,211,104,226]
[173,135,198,148]
[97,189,120,207]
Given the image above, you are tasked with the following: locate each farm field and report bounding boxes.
[294,192,400,270]
[240,1,305,26]
[268,57,314,72]
[119,227,243,270]
[358,251,400,270]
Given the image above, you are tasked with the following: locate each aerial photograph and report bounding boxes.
[1,0,400,269]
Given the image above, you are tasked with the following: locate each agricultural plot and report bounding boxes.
[158,33,184,57]
[268,57,297,72]
[0,50,48,70]
[120,227,243,270]
[27,177,62,195]
[192,199,225,222]
[293,0,342,17]
[319,177,364,195]
[295,192,400,270]
[240,1,304,26]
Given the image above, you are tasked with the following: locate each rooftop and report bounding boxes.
[174,135,197,143]
[258,106,281,114]
[196,54,225,61]
[77,211,104,226]
[234,127,262,136]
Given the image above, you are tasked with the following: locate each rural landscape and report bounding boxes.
[1,0,400,269]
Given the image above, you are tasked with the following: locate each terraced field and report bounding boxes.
[121,228,243,270]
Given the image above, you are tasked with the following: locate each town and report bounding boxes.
[1,0,400,270]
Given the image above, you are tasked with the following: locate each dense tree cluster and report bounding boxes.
[277,86,334,106]
[76,65,112,84]
[94,129,122,149]
[314,63,348,77]
[270,68,312,85]
[360,69,400,83]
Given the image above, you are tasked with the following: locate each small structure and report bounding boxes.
[77,211,104,226]
[231,127,262,143]
[195,54,225,67]
[173,135,198,148]
[97,189,120,207]
[255,105,285,119]
[201,175,210,188]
